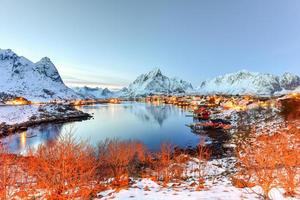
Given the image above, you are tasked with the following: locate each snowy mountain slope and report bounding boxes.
[274,86,300,96]
[73,86,116,99]
[197,70,300,96]
[125,68,194,97]
[294,86,300,93]
[0,49,80,102]
[279,72,300,90]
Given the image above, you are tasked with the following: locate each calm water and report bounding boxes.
[3,102,207,153]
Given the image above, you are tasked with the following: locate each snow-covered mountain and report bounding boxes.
[197,70,300,96]
[73,86,116,99]
[279,72,300,90]
[274,85,300,96]
[124,68,193,97]
[0,49,80,102]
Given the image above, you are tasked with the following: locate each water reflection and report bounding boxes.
[2,124,63,154]
[191,129,232,158]
[2,102,203,153]
[128,103,181,126]
[20,132,27,150]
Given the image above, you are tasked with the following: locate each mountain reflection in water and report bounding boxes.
[2,102,204,153]
[128,103,182,126]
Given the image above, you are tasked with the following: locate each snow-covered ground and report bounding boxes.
[98,178,297,200]
[97,158,297,200]
[0,105,39,125]
[0,104,90,128]
[211,106,284,133]
[97,178,260,200]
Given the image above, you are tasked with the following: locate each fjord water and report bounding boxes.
[3,102,204,153]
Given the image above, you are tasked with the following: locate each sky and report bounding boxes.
[1,0,300,89]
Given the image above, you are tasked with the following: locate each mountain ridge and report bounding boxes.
[1,48,299,100]
[73,86,116,99]
[0,49,80,102]
[197,70,300,96]
[124,68,194,97]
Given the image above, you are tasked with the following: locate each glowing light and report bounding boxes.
[222,100,247,111]
[109,98,120,104]
[289,92,300,99]
[20,131,27,149]
[5,97,31,105]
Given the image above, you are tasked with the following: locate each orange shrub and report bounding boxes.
[97,139,146,186]
[0,145,33,199]
[159,142,173,185]
[0,151,18,199]
[27,134,98,199]
[196,142,211,189]
[144,143,191,185]
[236,124,300,199]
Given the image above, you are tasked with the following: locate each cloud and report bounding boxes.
[55,63,133,89]
[61,75,127,89]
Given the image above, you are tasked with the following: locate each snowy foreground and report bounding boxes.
[97,178,291,200]
[98,179,253,200]
[97,158,298,200]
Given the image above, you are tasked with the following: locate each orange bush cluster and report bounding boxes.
[97,139,146,186]
[196,143,211,189]
[235,124,300,199]
[0,136,212,199]
[27,135,98,199]
[0,135,99,199]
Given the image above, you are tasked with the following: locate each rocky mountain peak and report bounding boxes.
[125,68,193,96]
[35,57,63,83]
[0,48,79,102]
[0,49,15,58]
[147,67,162,77]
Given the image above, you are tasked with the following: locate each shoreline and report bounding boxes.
[0,104,92,137]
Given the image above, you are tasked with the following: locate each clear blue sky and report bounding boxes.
[1,0,300,89]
